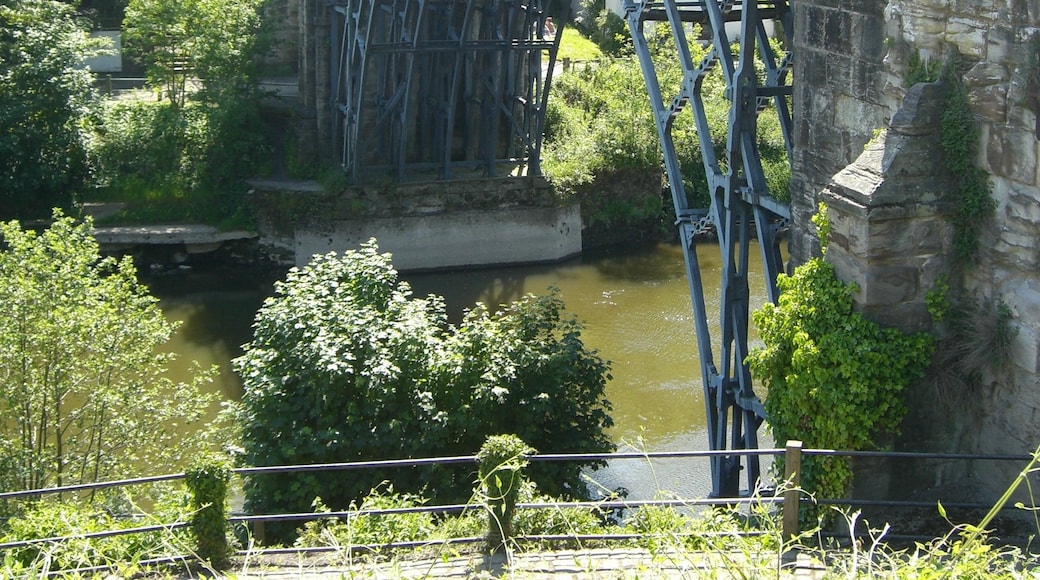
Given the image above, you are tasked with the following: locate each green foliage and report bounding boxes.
[905,50,942,87]
[810,200,830,250]
[234,241,614,542]
[0,213,217,497]
[477,435,532,548]
[630,503,782,554]
[925,276,951,322]
[185,455,232,569]
[747,209,933,513]
[543,25,791,229]
[295,478,608,553]
[0,499,181,574]
[296,488,437,548]
[88,98,266,227]
[511,480,605,540]
[939,82,994,262]
[123,0,268,107]
[0,0,105,219]
[572,0,629,57]
[89,0,271,226]
[557,28,603,63]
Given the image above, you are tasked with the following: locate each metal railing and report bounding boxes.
[0,443,1034,574]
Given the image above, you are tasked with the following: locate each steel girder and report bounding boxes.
[331,0,568,183]
[623,0,793,497]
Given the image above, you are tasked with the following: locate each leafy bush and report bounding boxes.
[123,0,269,107]
[0,0,103,219]
[295,488,437,548]
[746,206,933,515]
[85,0,270,227]
[234,241,614,541]
[572,0,630,57]
[88,98,266,227]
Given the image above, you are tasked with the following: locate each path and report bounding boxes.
[223,548,827,579]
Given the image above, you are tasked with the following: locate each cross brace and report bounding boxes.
[623,0,793,497]
[330,0,568,183]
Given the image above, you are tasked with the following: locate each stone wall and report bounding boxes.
[793,0,1040,498]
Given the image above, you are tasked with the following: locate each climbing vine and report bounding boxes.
[939,63,995,262]
[477,434,533,551]
[747,205,933,518]
[185,456,232,569]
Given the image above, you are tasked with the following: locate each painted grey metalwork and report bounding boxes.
[330,0,568,183]
[623,0,793,497]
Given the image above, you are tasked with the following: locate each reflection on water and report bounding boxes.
[151,241,777,500]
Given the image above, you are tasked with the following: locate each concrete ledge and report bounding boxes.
[294,205,582,271]
[93,225,258,246]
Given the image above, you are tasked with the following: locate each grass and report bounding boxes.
[83,180,254,231]
[557,28,603,63]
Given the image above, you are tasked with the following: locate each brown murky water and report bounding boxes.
[151,241,778,499]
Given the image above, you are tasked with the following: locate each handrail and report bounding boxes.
[6,446,1026,501]
[1,443,1035,573]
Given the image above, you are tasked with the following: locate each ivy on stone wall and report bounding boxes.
[747,205,933,521]
[939,62,995,262]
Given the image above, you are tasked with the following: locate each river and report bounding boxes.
[148,241,776,501]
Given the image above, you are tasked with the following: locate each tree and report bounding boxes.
[0,212,217,495]
[0,0,103,219]
[234,241,614,538]
[123,0,268,107]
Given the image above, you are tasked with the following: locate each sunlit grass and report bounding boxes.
[557,28,603,63]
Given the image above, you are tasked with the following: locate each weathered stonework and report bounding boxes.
[794,0,1040,500]
[820,82,955,333]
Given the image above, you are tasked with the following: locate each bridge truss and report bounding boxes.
[330,0,568,183]
[623,0,793,497]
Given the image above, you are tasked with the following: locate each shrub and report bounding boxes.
[295,488,437,549]
[88,98,266,227]
[0,496,188,574]
[234,241,614,541]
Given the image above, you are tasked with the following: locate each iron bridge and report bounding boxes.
[328,0,793,499]
[330,0,569,183]
[623,0,793,497]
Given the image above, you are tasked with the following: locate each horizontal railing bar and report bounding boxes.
[233,455,476,475]
[529,449,786,461]
[229,497,784,527]
[0,525,188,552]
[802,449,1032,461]
[518,531,770,542]
[814,498,1012,511]
[238,536,486,556]
[39,554,198,578]
[0,472,185,501]
[518,498,782,510]
[230,503,474,524]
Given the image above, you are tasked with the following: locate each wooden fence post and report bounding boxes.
[782,440,803,539]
